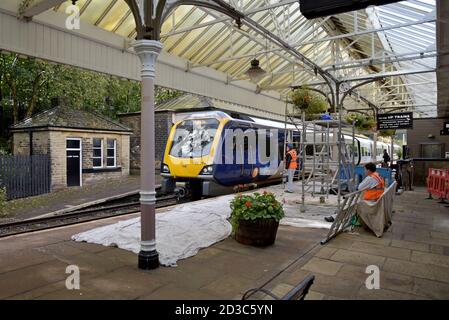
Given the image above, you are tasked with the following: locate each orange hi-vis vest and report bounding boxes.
[363,172,385,201]
[287,149,298,169]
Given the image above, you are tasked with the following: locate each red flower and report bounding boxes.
[245,201,252,207]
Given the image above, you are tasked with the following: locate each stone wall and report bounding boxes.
[412,159,449,186]
[48,130,130,190]
[118,111,173,172]
[13,131,50,155]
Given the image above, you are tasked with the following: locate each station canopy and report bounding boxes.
[8,0,438,117]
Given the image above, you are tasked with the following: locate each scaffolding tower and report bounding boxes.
[285,110,356,211]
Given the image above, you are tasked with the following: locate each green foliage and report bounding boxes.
[289,88,313,110]
[155,87,183,105]
[0,187,7,217]
[0,51,182,134]
[345,113,376,131]
[396,148,403,159]
[378,130,396,137]
[307,95,328,115]
[229,191,284,232]
[289,87,328,115]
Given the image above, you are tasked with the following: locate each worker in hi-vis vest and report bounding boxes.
[359,162,385,201]
[285,144,298,193]
[325,162,385,223]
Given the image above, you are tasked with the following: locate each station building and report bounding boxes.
[10,99,132,190]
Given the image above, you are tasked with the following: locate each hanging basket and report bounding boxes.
[289,88,328,115]
[345,113,376,131]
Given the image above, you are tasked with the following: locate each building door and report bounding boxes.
[66,138,82,187]
[420,143,443,158]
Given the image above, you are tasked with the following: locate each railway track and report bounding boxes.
[0,179,286,239]
[0,194,179,238]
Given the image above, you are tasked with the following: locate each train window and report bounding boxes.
[265,133,271,158]
[362,147,367,156]
[170,119,219,158]
[306,145,314,156]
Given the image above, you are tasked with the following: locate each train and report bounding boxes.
[160,111,400,199]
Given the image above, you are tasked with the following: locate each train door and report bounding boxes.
[237,125,255,182]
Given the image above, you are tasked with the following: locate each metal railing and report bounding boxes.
[320,188,365,245]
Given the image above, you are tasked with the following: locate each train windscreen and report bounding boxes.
[169,118,219,158]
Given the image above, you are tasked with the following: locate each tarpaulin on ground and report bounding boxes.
[72,195,234,266]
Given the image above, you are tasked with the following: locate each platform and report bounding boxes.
[1,187,449,299]
[2,175,160,222]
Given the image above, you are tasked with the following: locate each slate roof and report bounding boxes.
[11,105,131,132]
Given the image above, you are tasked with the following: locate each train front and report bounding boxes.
[160,113,227,199]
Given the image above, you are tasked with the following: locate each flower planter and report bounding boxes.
[235,218,279,247]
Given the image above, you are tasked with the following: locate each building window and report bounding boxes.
[92,138,103,168]
[107,139,117,167]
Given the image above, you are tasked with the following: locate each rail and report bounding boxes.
[0,194,178,238]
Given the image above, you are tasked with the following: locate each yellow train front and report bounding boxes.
[160,111,286,199]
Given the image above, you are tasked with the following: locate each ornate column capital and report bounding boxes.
[133,39,163,79]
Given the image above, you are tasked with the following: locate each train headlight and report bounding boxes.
[162,164,170,173]
[201,165,213,175]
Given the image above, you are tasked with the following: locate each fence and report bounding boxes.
[0,155,51,200]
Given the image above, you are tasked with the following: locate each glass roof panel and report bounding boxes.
[46,0,437,117]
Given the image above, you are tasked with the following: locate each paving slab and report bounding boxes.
[410,251,449,268]
[412,277,449,300]
[349,241,411,260]
[301,257,343,276]
[329,249,386,268]
[391,239,430,252]
[383,258,449,284]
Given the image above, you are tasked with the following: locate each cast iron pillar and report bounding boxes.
[134,39,163,270]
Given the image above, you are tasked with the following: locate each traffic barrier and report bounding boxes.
[426,168,449,200]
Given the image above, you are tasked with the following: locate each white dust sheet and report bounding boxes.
[72,183,335,266]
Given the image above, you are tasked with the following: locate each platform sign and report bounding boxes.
[440,122,449,136]
[377,112,413,130]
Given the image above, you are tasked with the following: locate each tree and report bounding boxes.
[0,51,183,153]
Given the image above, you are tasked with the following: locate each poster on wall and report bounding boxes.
[377,112,413,130]
[440,122,449,135]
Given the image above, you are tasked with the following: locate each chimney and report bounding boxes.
[50,97,69,108]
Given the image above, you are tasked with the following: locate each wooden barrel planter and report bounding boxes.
[235,218,279,247]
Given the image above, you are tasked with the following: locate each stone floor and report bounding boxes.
[0,188,448,300]
[261,189,449,300]
[0,213,326,300]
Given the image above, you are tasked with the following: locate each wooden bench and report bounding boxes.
[241,275,315,300]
